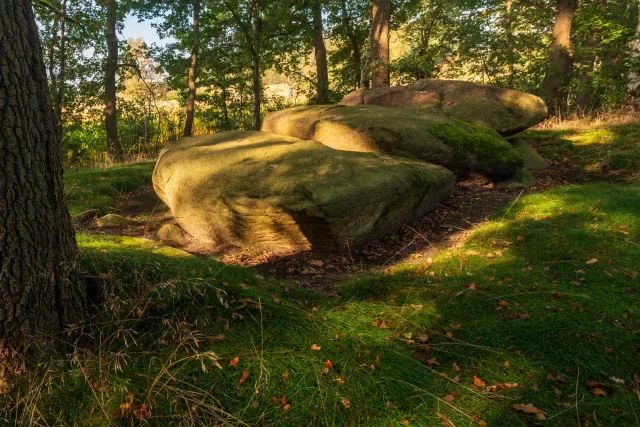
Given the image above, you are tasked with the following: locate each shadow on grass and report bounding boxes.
[520,121,640,181]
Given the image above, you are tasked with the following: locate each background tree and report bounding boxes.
[105,0,125,159]
[0,0,86,372]
[369,0,391,88]
[184,0,200,136]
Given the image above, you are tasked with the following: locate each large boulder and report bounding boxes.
[340,79,548,136]
[262,105,523,180]
[153,131,455,254]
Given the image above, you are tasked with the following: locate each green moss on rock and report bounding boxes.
[428,121,524,180]
[262,105,524,180]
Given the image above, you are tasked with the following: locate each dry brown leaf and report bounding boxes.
[586,258,598,264]
[282,371,289,379]
[473,376,486,387]
[591,387,607,397]
[283,403,291,411]
[310,344,321,351]
[426,358,439,366]
[452,362,461,372]
[229,356,239,367]
[385,401,398,409]
[444,394,455,402]
[513,403,547,420]
[239,370,249,384]
[341,397,351,409]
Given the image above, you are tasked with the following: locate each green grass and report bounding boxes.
[4,182,637,426]
[519,121,640,181]
[64,161,155,216]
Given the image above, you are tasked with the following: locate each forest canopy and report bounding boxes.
[35,0,640,166]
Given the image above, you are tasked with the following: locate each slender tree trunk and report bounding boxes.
[183,0,200,137]
[312,0,329,103]
[629,4,640,99]
[56,0,67,140]
[0,0,86,374]
[545,0,577,116]
[105,0,124,161]
[48,11,59,103]
[340,0,362,89]
[369,0,391,88]
[505,0,515,87]
[251,0,262,130]
[221,84,230,129]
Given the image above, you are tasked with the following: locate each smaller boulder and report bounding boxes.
[341,79,548,136]
[511,139,550,170]
[96,214,139,228]
[157,224,187,246]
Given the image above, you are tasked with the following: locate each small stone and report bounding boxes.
[157,224,186,246]
[96,214,139,228]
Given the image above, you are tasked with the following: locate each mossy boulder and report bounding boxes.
[152,131,455,254]
[340,79,548,136]
[262,105,523,180]
[157,224,187,246]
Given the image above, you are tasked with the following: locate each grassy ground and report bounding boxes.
[2,123,639,426]
[520,119,640,182]
[64,161,155,217]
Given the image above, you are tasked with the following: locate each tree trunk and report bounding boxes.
[48,11,59,107]
[505,0,515,87]
[340,0,362,89]
[221,84,230,129]
[369,0,391,88]
[545,0,577,116]
[56,0,67,140]
[251,0,262,130]
[629,4,640,100]
[105,0,124,161]
[0,0,86,373]
[183,0,200,137]
[312,0,329,104]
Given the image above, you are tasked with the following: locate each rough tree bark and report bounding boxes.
[0,0,86,373]
[340,0,362,89]
[369,0,391,88]
[545,0,577,116]
[183,0,200,137]
[251,0,262,130]
[105,0,124,160]
[312,0,329,104]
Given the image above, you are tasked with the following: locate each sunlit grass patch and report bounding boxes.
[521,120,640,181]
[64,161,156,216]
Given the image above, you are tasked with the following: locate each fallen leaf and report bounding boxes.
[591,388,607,397]
[341,397,351,409]
[513,403,547,420]
[324,360,333,369]
[310,344,321,351]
[452,362,461,372]
[385,401,398,409]
[417,334,429,343]
[282,372,289,379]
[446,331,453,339]
[444,394,455,402]
[426,358,439,366]
[586,258,598,265]
[333,378,345,384]
[473,376,486,387]
[239,370,249,384]
[401,420,409,425]
[283,403,291,411]
[229,356,239,367]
